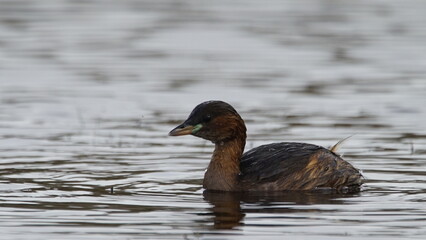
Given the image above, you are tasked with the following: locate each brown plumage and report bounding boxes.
[169,101,364,192]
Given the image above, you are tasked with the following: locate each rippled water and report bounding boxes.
[1,0,426,239]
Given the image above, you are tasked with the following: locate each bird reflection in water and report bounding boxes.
[201,190,360,230]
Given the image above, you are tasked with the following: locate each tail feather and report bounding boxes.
[330,135,354,153]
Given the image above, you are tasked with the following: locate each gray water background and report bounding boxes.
[1,0,426,239]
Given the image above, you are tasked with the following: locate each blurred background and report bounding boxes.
[0,0,425,239]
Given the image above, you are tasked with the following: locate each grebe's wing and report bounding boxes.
[240,142,322,182]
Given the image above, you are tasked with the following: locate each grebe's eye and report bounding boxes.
[203,114,212,123]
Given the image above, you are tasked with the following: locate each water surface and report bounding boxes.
[1,0,426,239]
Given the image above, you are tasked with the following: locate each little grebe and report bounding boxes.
[169,101,364,192]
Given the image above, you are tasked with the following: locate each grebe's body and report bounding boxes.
[169,101,363,192]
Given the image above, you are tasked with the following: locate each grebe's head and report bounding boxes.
[169,101,246,143]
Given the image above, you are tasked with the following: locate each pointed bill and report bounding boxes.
[169,124,194,136]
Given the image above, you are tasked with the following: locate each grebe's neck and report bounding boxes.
[203,127,246,191]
